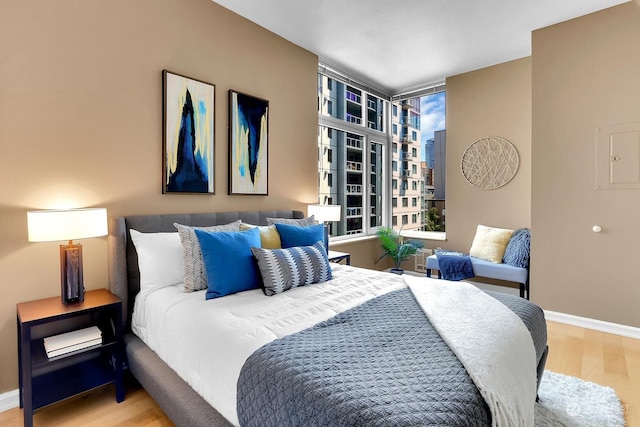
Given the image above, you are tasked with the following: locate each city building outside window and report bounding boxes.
[317,72,388,238]
[391,91,446,233]
[318,69,446,239]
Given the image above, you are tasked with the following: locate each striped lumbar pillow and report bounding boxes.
[251,241,332,296]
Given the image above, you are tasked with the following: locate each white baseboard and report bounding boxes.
[544,310,640,339]
[0,389,19,413]
[467,280,640,339]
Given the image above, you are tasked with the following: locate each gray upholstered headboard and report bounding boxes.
[107,209,305,329]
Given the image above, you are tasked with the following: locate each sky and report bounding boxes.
[420,91,446,160]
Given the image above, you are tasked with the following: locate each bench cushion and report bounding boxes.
[426,254,528,285]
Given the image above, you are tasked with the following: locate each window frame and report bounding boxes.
[317,72,390,241]
[318,66,447,242]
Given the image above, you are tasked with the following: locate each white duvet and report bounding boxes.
[131,264,406,426]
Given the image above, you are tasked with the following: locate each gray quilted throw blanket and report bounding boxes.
[237,287,544,427]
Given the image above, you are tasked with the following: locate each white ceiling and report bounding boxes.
[211,0,628,95]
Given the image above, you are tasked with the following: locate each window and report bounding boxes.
[318,68,446,239]
[367,95,384,131]
[317,71,388,238]
[369,140,384,227]
[391,91,446,233]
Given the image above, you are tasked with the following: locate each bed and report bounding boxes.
[108,209,548,427]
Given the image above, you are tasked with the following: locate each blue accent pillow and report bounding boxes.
[502,228,531,268]
[274,223,325,249]
[194,228,262,299]
[251,241,333,296]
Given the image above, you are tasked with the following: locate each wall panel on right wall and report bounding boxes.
[531,1,640,327]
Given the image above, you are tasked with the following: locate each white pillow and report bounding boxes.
[129,229,184,293]
[469,224,514,263]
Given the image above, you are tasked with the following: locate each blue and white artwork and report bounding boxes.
[229,90,268,195]
[163,70,215,193]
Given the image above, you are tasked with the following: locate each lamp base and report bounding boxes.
[60,243,84,304]
[322,223,329,252]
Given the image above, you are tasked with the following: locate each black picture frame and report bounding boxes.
[228,90,269,195]
[162,70,215,194]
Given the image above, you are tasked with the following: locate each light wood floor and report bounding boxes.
[1,320,638,426]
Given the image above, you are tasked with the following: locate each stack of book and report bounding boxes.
[43,326,103,358]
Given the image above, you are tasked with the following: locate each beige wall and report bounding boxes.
[445,57,533,250]
[531,1,640,327]
[0,0,318,393]
[445,2,640,328]
[332,239,394,271]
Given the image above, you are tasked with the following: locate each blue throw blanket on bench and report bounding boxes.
[436,253,474,281]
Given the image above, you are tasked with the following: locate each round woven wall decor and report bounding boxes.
[461,136,519,190]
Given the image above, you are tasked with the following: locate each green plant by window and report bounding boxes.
[375,226,424,272]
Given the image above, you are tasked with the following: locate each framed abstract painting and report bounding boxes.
[163,70,215,194]
[229,90,269,195]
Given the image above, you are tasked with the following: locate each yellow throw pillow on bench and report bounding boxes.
[469,224,514,263]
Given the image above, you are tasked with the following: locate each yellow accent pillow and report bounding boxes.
[239,223,282,249]
[469,224,514,263]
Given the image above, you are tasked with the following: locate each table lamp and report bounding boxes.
[307,204,341,250]
[27,208,108,304]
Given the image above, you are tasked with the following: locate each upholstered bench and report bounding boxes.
[426,254,530,299]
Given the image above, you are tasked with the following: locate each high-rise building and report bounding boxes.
[425,138,435,169]
[433,130,446,201]
[317,74,384,237]
[424,129,446,231]
[391,98,422,231]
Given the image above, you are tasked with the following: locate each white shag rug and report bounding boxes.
[536,371,626,426]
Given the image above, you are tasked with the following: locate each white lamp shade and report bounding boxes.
[27,208,108,242]
[307,204,341,223]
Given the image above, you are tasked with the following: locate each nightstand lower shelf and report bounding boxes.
[32,355,122,410]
